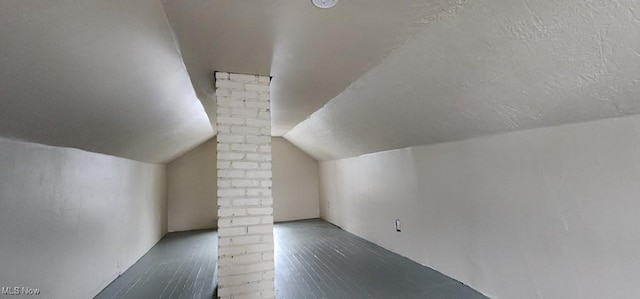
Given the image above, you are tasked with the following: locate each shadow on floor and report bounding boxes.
[274,219,489,299]
[95,229,217,299]
[97,219,488,299]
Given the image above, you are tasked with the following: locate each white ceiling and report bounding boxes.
[0,0,213,163]
[161,0,460,135]
[286,0,640,160]
[2,0,639,163]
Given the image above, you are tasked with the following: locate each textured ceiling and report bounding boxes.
[161,0,458,135]
[286,0,640,160]
[0,0,213,163]
[2,0,639,163]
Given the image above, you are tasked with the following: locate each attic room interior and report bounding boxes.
[1,0,639,298]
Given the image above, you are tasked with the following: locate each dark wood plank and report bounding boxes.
[95,230,217,299]
[97,219,487,299]
[274,219,488,299]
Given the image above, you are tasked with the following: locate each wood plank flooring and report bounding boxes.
[97,219,488,298]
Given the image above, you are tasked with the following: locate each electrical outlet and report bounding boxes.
[395,219,401,232]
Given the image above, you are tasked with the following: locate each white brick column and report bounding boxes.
[215,72,274,299]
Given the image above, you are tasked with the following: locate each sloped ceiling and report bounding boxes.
[161,0,460,135]
[286,0,640,160]
[0,0,213,163]
[2,0,639,163]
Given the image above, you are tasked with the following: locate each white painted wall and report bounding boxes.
[166,136,319,231]
[273,137,320,222]
[0,137,167,298]
[319,115,640,299]
[167,137,218,232]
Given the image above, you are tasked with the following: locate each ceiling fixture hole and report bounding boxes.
[312,0,338,9]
